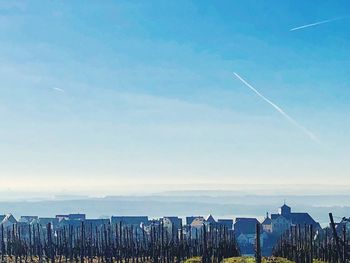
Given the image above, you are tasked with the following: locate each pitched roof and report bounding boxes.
[186,216,201,225]
[271,212,320,229]
[206,214,217,224]
[19,216,38,223]
[59,219,82,227]
[218,219,233,229]
[191,217,205,227]
[235,217,259,222]
[281,204,291,209]
[37,217,59,226]
[271,214,289,221]
[164,216,180,221]
[163,217,182,228]
[270,214,280,220]
[68,214,86,220]
[111,216,149,226]
[271,213,291,221]
[234,218,260,235]
[290,213,320,227]
[0,214,17,227]
[262,217,272,225]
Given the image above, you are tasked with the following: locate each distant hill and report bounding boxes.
[1,193,350,226]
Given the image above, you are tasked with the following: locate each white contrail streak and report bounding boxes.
[52,87,65,92]
[233,72,319,142]
[290,17,344,31]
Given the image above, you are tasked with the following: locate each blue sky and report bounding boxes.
[1,0,350,195]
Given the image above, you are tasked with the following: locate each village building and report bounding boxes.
[234,217,260,235]
[111,216,149,227]
[189,216,206,238]
[271,214,290,235]
[205,214,217,225]
[0,214,17,229]
[56,214,69,222]
[190,216,206,228]
[234,217,267,254]
[58,218,83,228]
[261,213,272,233]
[31,217,59,229]
[19,216,38,224]
[218,219,234,230]
[56,213,86,222]
[85,218,110,229]
[333,217,350,235]
[265,203,321,235]
[68,213,86,220]
[162,216,182,230]
[186,216,200,225]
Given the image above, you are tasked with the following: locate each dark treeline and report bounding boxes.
[273,213,349,263]
[0,221,239,263]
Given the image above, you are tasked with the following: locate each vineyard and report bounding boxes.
[185,257,295,263]
[1,212,349,263]
[273,213,348,263]
[0,221,239,263]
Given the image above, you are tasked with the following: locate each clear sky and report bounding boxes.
[1,0,350,195]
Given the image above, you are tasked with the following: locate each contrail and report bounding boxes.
[233,72,319,142]
[290,17,344,31]
[52,87,65,92]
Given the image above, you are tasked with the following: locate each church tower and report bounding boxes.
[279,203,291,218]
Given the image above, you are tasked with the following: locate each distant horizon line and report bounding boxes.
[0,183,350,202]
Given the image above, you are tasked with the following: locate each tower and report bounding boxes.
[279,203,291,218]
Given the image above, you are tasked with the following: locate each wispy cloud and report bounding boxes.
[52,87,65,92]
[233,72,319,143]
[290,17,345,31]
